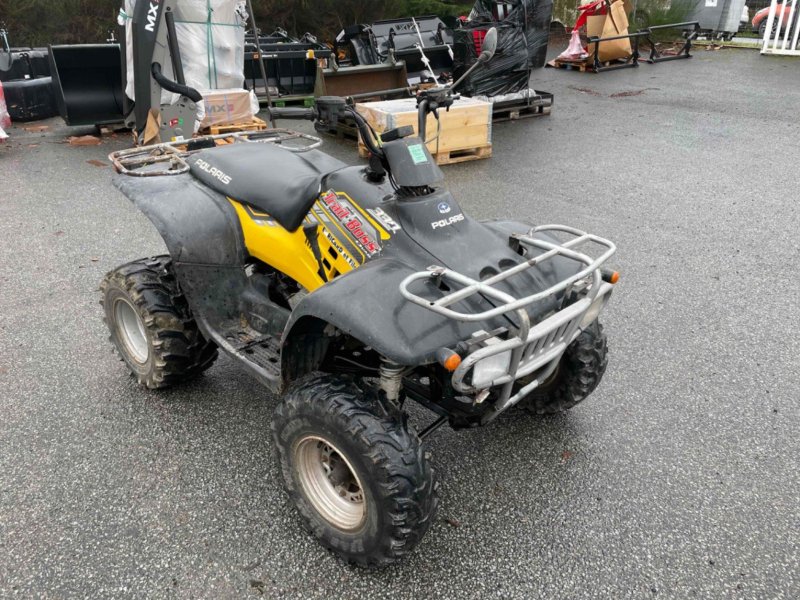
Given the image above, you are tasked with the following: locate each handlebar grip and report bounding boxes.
[268,106,316,121]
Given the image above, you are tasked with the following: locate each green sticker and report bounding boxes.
[408,143,429,165]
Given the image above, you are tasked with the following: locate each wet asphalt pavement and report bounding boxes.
[1,48,798,598]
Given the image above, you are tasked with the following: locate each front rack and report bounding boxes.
[399,225,617,422]
[108,128,322,177]
[399,225,615,322]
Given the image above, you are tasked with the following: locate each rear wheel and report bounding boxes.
[517,321,608,415]
[272,374,438,567]
[100,256,217,389]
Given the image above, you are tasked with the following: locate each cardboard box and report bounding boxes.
[586,0,631,63]
[198,89,256,129]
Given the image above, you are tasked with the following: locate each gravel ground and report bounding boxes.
[1,48,798,599]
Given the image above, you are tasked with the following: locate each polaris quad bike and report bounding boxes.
[102,29,619,567]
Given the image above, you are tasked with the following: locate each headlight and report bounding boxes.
[471,350,511,389]
[580,294,609,328]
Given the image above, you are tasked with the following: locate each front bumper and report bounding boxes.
[399,224,617,423]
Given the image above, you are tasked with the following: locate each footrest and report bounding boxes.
[237,336,281,377]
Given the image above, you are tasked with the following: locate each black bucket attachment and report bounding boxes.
[49,44,125,126]
[313,62,409,99]
[244,32,332,97]
[2,77,57,122]
[0,43,57,121]
[368,17,454,83]
[339,16,454,84]
[0,49,51,82]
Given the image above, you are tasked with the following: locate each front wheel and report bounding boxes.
[517,321,608,415]
[272,374,438,567]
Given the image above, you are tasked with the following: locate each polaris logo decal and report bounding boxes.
[194,159,232,185]
[431,213,465,230]
[145,0,161,33]
[437,202,451,214]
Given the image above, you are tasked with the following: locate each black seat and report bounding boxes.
[188,143,330,231]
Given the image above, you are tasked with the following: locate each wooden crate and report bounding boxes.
[356,96,492,165]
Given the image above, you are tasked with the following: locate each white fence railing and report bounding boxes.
[761,0,800,55]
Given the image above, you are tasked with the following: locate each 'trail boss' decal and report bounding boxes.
[319,191,382,257]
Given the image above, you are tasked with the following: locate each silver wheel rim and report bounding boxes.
[114,298,149,364]
[293,435,366,531]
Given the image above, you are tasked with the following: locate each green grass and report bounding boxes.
[633,0,696,35]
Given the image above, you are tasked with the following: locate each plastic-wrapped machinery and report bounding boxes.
[122,0,248,104]
[454,0,553,97]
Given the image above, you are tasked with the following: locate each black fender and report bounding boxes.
[113,172,246,265]
[112,174,284,384]
[281,257,491,378]
[281,218,585,383]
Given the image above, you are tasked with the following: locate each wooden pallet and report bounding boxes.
[267,94,315,108]
[358,143,492,165]
[432,144,493,165]
[205,117,269,136]
[493,103,552,121]
[316,118,360,142]
[546,57,632,73]
[491,92,554,122]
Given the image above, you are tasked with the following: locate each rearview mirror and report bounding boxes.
[449,26,499,92]
[480,28,498,61]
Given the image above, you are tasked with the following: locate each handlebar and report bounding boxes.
[267,102,384,160]
[268,106,317,121]
[416,88,459,143]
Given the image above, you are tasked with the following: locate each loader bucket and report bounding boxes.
[49,44,125,127]
[395,45,453,83]
[314,62,409,99]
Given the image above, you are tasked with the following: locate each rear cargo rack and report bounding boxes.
[109,128,322,177]
[399,225,617,423]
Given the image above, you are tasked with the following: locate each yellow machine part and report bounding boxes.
[230,200,357,292]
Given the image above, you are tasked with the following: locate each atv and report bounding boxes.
[101,29,619,567]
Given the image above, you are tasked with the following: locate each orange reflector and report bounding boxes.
[436,348,462,372]
[444,354,461,371]
[601,269,621,284]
